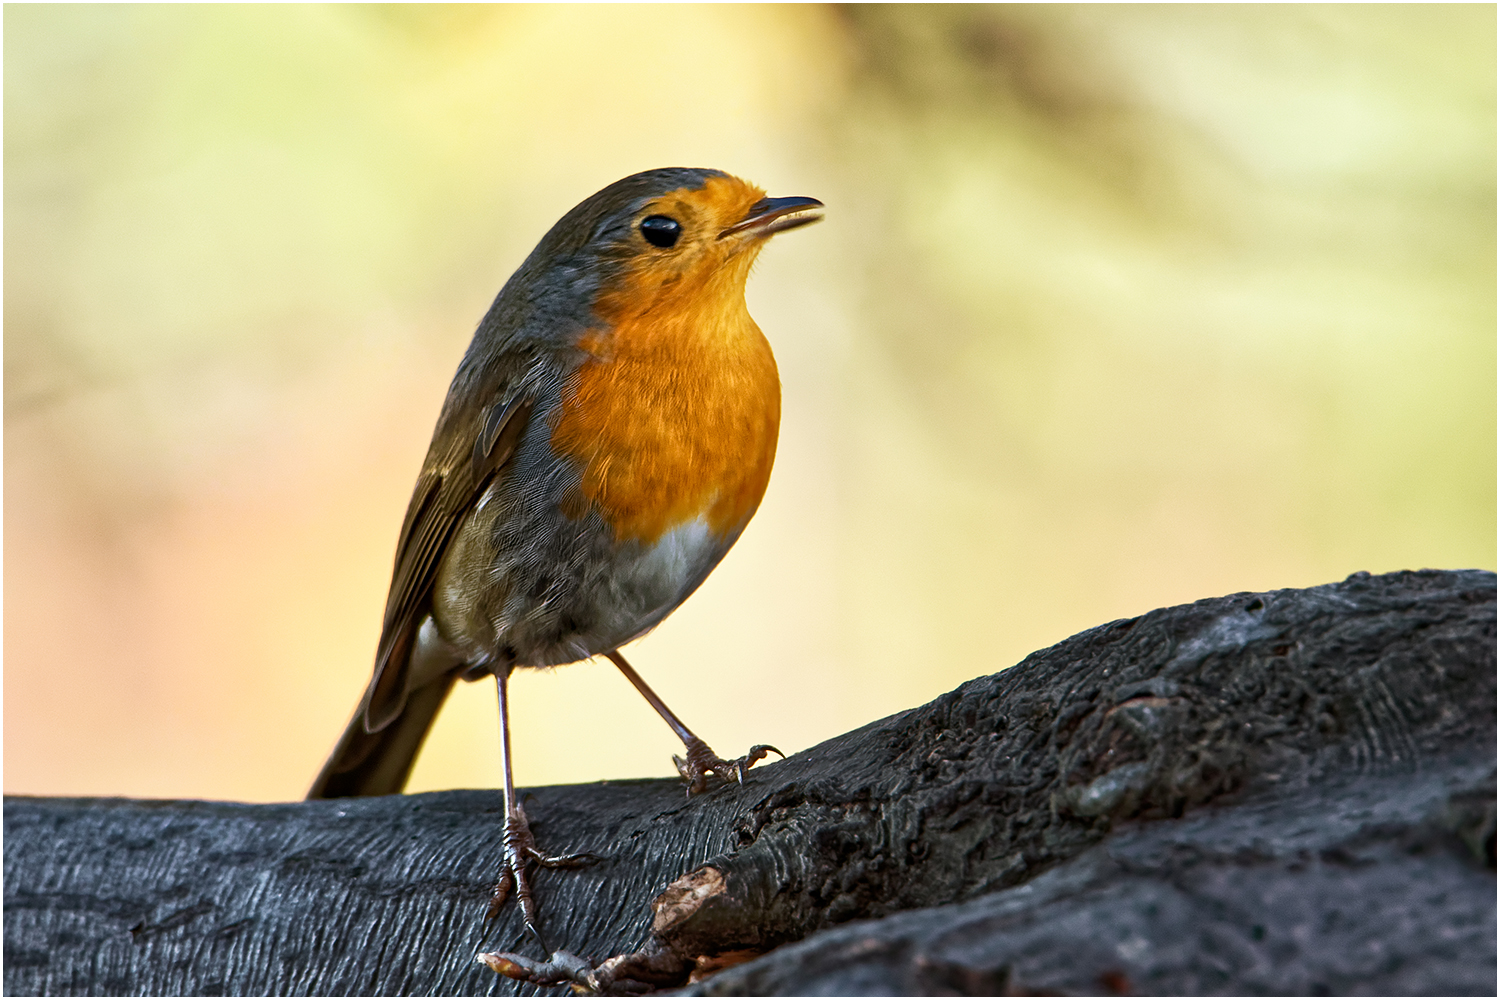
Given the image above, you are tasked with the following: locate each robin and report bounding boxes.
[308,167,823,945]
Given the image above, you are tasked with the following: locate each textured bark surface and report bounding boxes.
[5,569,1495,996]
[679,759,1495,996]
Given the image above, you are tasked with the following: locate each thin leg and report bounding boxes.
[487,668,597,950]
[606,650,783,796]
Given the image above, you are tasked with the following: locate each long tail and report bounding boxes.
[307,675,456,798]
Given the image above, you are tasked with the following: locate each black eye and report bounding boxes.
[639,215,681,248]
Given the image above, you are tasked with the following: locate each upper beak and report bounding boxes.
[718,196,825,241]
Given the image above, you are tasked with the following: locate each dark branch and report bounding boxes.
[5,569,1495,995]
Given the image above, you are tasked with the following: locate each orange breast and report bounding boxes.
[550,250,781,545]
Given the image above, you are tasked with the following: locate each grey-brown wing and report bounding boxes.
[361,393,534,733]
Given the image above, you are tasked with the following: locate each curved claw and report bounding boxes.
[734,745,784,783]
[675,738,784,795]
[524,919,549,954]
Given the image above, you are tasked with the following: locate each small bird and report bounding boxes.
[308,167,822,944]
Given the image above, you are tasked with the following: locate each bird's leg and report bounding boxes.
[487,668,597,950]
[606,650,783,796]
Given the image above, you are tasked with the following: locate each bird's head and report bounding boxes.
[528,168,822,327]
[470,168,821,367]
[594,171,822,325]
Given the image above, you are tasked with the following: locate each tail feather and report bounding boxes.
[307,675,456,799]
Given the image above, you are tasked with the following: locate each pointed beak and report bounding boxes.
[718,195,825,241]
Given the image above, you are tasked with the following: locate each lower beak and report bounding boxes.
[718,196,825,240]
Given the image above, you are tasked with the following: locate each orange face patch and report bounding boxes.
[550,175,783,544]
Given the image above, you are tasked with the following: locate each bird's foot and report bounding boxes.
[486,803,600,948]
[673,736,783,797]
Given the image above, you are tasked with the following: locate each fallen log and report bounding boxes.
[5,569,1494,995]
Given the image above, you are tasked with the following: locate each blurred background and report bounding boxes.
[5,5,1494,803]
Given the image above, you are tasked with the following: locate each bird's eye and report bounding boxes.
[639,215,682,248]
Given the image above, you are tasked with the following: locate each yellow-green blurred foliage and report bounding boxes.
[5,5,1494,802]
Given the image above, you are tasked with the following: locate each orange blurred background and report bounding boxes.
[6,5,1494,802]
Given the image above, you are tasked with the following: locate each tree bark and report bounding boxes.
[5,569,1495,996]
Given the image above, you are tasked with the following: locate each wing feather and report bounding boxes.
[361,392,535,732]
